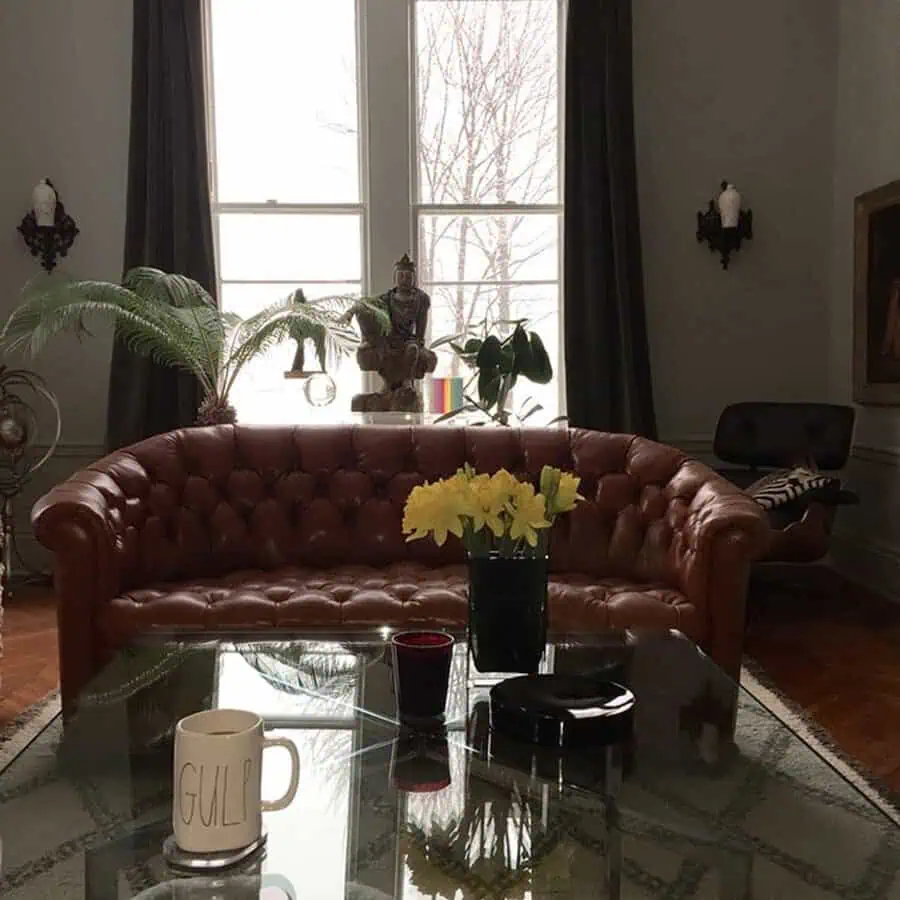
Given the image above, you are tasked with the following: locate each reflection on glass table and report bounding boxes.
[3,630,900,899]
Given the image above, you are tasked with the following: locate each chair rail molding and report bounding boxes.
[851,444,900,467]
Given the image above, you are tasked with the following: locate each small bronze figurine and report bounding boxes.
[349,254,437,412]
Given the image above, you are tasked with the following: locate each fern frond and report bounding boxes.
[346,296,392,335]
[2,279,219,393]
[222,294,361,396]
[122,268,224,385]
[124,267,214,310]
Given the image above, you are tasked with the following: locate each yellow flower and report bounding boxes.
[554,471,584,514]
[402,482,435,540]
[489,468,519,500]
[507,482,551,547]
[470,475,507,537]
[540,465,584,518]
[445,470,474,503]
[402,465,579,551]
[402,481,466,546]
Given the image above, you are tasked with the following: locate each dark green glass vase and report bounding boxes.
[467,554,548,673]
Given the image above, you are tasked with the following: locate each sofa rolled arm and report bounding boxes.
[32,479,123,593]
[677,475,772,565]
[32,475,129,717]
[669,462,771,681]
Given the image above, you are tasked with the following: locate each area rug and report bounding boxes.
[2,674,900,898]
[742,665,900,826]
[0,691,60,775]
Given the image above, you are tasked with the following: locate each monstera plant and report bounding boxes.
[442,318,554,426]
[0,267,389,425]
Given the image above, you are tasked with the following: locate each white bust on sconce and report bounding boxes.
[717,183,742,229]
[32,179,58,228]
[17,178,79,273]
[696,180,753,270]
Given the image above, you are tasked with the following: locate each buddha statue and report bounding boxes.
[350,254,437,412]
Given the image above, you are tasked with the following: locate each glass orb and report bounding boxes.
[0,414,27,451]
[303,373,337,407]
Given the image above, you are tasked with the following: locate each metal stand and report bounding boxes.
[0,497,11,608]
[0,367,61,613]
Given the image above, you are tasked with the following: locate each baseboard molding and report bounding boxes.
[31,442,105,460]
[831,533,900,599]
[851,444,900,467]
[662,439,900,468]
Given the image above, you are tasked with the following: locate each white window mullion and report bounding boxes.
[556,0,568,415]
[201,0,223,303]
[360,0,414,294]
[216,203,364,215]
[415,205,563,216]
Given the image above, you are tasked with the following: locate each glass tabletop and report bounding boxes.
[1,628,899,899]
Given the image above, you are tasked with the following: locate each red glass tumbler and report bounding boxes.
[391,631,454,724]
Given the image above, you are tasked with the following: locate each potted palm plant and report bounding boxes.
[0,267,389,424]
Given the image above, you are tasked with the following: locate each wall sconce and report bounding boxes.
[17,179,79,273]
[696,181,753,270]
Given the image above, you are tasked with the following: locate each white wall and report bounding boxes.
[0,0,132,563]
[0,0,861,575]
[827,0,900,590]
[633,0,840,449]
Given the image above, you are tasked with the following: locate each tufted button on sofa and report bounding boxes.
[32,425,770,719]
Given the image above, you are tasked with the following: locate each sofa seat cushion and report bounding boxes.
[99,562,702,647]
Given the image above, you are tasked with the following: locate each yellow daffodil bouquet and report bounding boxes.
[402,464,583,558]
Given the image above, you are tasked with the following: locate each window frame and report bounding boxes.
[202,0,566,419]
[203,0,371,297]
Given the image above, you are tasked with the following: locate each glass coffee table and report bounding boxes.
[1,628,899,899]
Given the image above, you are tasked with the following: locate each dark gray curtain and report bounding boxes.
[105,0,216,452]
[563,0,656,438]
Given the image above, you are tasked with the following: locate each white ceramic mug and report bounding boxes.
[173,709,300,854]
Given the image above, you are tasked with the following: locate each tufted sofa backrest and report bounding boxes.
[90,425,706,589]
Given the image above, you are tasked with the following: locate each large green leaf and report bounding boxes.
[449,342,475,358]
[497,343,516,375]
[510,324,534,376]
[514,331,553,384]
[476,335,504,370]
[478,368,503,409]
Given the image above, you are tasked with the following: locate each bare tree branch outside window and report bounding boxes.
[415,0,559,372]
[321,0,560,398]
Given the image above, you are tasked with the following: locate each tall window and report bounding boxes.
[206,0,563,424]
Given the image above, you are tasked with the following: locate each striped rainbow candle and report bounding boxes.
[429,376,464,414]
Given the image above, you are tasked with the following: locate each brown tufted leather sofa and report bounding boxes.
[32,425,769,719]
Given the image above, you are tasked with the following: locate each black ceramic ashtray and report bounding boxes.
[489,674,635,749]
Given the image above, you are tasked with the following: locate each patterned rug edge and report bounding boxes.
[0,691,60,776]
[741,660,900,826]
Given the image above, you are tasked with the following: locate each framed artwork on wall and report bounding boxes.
[854,178,900,404]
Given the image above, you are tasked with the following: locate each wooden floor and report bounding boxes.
[4,574,900,793]
[0,582,58,732]
[745,572,900,791]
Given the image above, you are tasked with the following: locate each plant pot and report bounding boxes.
[467,554,548,673]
